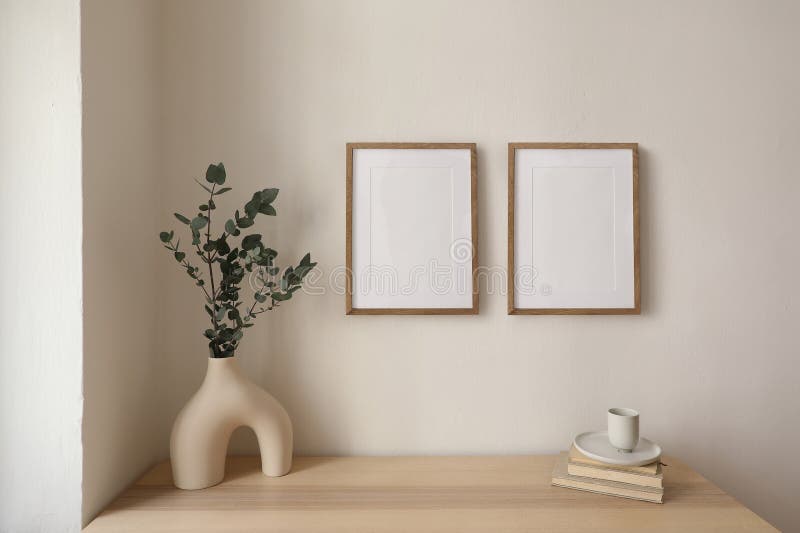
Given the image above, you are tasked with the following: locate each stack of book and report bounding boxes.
[551,445,664,503]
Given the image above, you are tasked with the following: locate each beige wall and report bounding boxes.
[157,1,799,530]
[0,0,83,530]
[81,0,165,526]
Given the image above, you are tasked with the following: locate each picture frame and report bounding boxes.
[508,143,640,315]
[346,143,478,315]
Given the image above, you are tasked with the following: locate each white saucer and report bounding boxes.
[573,431,662,466]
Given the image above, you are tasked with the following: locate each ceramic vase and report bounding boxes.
[170,356,293,490]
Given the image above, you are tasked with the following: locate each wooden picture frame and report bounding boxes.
[346,143,478,315]
[508,143,640,315]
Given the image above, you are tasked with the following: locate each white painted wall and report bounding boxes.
[159,1,800,530]
[80,0,164,526]
[0,0,84,531]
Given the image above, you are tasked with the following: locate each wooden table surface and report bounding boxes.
[84,455,775,532]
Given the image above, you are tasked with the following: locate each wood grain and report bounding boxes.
[84,455,775,532]
[345,142,479,315]
[508,142,641,315]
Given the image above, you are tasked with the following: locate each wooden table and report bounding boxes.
[84,455,775,532]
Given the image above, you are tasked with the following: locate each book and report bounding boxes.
[552,453,664,503]
[569,445,659,475]
[568,446,663,489]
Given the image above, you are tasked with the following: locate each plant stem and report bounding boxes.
[184,260,212,301]
[206,183,218,335]
[246,267,271,318]
[166,239,212,301]
[195,243,207,263]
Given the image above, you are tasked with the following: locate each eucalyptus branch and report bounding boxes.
[205,182,218,332]
[195,243,207,263]
[247,270,273,319]
[158,232,211,301]
[160,162,316,358]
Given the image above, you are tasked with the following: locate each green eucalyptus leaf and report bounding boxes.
[259,204,276,216]
[225,219,237,234]
[244,193,261,218]
[199,204,208,211]
[190,216,207,230]
[174,251,186,262]
[159,231,171,243]
[260,188,279,204]
[237,216,254,228]
[294,265,311,279]
[255,292,267,303]
[242,234,262,250]
[174,213,191,225]
[216,187,232,194]
[214,163,226,184]
[206,162,226,185]
[216,237,230,256]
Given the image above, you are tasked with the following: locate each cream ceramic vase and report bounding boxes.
[170,357,293,490]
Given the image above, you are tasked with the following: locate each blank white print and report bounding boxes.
[513,148,636,310]
[350,148,474,310]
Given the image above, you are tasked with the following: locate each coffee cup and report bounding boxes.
[608,407,639,452]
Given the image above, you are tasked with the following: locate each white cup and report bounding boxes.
[608,408,639,452]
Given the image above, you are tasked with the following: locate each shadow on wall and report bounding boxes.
[638,147,656,316]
